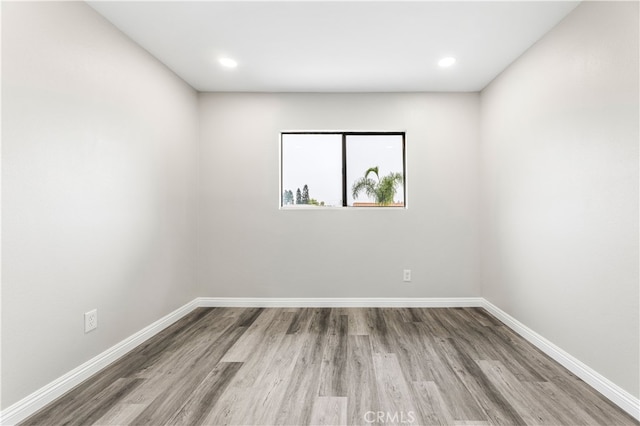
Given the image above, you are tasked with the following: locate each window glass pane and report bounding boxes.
[346,134,405,207]
[281,134,342,207]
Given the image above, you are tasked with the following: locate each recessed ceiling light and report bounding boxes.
[219,57,238,68]
[438,57,456,68]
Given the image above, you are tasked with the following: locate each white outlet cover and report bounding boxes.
[84,309,98,333]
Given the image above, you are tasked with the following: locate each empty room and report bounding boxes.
[1,1,638,425]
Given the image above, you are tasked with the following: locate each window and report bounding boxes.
[281,132,406,208]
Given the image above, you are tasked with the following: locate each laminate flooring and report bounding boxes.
[21,307,638,425]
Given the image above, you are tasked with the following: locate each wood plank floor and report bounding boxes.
[21,308,638,425]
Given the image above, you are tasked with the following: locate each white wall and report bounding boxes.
[197,93,481,298]
[481,1,639,398]
[1,2,199,408]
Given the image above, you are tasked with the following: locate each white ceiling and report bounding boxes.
[88,1,580,93]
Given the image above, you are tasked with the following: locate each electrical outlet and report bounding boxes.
[84,309,98,333]
[403,269,412,282]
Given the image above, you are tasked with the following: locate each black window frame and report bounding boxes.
[280,131,407,208]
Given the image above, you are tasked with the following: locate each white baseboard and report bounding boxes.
[196,296,484,308]
[0,299,200,426]
[481,299,640,421]
[2,297,638,424]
